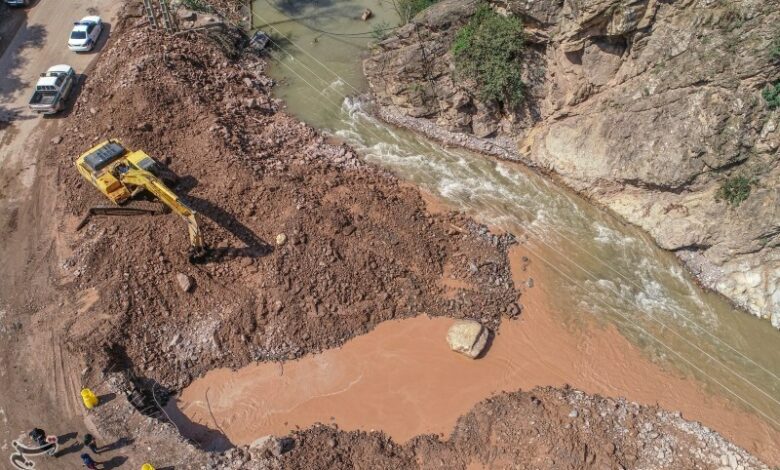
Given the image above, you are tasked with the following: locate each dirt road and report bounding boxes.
[0,0,115,186]
[0,1,124,469]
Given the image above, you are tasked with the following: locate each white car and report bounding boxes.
[68,16,103,52]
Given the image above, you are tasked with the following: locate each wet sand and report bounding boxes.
[175,244,780,465]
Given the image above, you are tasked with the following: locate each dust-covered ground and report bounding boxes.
[46,2,518,392]
[0,1,773,469]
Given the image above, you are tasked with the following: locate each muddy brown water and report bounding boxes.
[176,246,780,462]
[173,0,780,464]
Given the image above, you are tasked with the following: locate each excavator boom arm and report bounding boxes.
[119,168,206,253]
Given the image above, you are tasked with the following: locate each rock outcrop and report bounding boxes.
[364,0,780,327]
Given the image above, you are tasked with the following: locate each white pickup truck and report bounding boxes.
[28,65,76,115]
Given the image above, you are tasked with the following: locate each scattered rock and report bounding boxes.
[137,122,152,132]
[243,97,257,109]
[51,135,63,145]
[361,8,373,21]
[275,233,287,246]
[446,320,489,358]
[176,273,193,292]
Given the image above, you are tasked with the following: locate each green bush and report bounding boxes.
[395,0,438,24]
[763,82,780,109]
[452,5,525,108]
[717,176,754,206]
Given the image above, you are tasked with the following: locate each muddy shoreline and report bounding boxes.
[173,239,780,465]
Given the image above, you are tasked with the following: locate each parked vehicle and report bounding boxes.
[28,65,76,115]
[3,0,30,7]
[68,16,103,52]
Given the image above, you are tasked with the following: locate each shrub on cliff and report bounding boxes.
[717,176,754,207]
[763,82,780,109]
[452,5,525,108]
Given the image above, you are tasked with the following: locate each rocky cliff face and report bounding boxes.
[364,0,780,328]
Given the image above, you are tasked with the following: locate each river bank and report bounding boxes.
[363,0,780,329]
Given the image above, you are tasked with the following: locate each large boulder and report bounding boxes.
[446,320,489,358]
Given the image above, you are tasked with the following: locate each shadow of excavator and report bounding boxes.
[174,175,273,262]
[75,153,271,265]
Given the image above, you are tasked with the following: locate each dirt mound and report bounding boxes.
[45,7,519,391]
[207,387,768,469]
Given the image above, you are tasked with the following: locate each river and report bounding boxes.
[173,0,780,462]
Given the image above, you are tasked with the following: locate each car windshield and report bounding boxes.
[70,31,87,40]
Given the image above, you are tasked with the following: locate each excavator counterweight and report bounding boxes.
[75,139,208,261]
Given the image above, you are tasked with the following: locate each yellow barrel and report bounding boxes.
[141,464,156,470]
[80,388,99,409]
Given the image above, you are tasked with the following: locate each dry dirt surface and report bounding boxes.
[208,386,769,470]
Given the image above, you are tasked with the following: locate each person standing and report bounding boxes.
[80,453,100,469]
[29,428,47,447]
[83,433,99,453]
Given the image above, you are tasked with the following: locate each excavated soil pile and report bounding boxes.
[208,387,767,470]
[46,4,519,391]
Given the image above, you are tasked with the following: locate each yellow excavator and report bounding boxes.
[75,139,208,261]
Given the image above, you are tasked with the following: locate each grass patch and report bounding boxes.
[716,175,754,206]
[371,21,392,41]
[452,5,525,108]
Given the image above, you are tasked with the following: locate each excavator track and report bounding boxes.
[76,205,164,231]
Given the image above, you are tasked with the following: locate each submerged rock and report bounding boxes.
[446,320,489,358]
